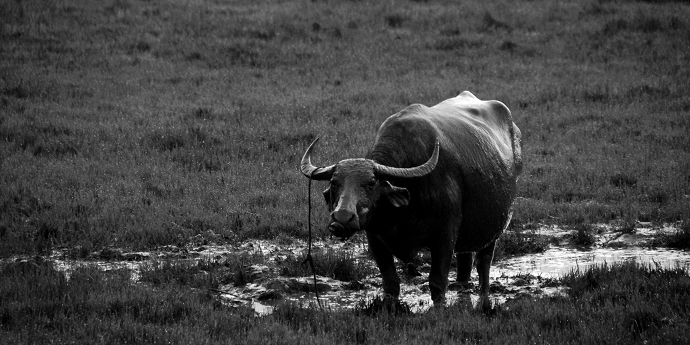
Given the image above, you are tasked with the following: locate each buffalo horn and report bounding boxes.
[300,137,336,180]
[373,140,440,179]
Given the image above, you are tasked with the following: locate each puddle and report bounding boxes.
[212,228,690,314]
[53,259,144,281]
[3,223,688,315]
[495,247,690,278]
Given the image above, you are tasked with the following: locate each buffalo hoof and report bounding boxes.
[432,296,446,306]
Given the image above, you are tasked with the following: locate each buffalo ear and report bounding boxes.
[380,181,410,208]
[323,187,333,209]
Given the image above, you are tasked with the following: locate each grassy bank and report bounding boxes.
[1,259,688,344]
[1,0,690,255]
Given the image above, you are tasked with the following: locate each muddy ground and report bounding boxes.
[8,222,690,315]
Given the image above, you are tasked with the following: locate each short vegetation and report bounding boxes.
[652,220,690,249]
[138,252,264,289]
[494,227,553,261]
[278,249,377,282]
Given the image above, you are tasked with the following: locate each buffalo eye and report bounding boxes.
[363,179,377,192]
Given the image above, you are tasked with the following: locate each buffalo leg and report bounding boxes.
[476,240,496,294]
[429,241,454,305]
[455,252,473,284]
[366,232,400,299]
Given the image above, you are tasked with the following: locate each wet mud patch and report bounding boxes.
[3,223,689,315]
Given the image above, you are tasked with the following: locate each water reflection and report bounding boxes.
[494,247,690,278]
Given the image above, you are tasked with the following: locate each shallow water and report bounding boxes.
[52,259,144,281]
[233,239,690,314]
[494,246,690,278]
[262,246,690,313]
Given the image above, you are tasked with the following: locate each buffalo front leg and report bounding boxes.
[429,241,454,305]
[366,232,400,300]
[476,240,496,294]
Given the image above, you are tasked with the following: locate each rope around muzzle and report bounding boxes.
[302,170,323,309]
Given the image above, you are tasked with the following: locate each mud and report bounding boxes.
[3,223,689,315]
[213,225,690,314]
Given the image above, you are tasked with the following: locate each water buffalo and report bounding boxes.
[300,91,522,304]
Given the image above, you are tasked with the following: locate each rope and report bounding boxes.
[303,170,323,309]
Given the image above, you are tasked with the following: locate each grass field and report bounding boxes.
[1,0,690,256]
[3,1,690,343]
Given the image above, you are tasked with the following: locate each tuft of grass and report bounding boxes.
[652,220,690,249]
[432,36,484,51]
[384,14,406,28]
[609,172,638,188]
[561,260,690,303]
[0,121,83,157]
[572,224,598,247]
[139,253,263,289]
[278,249,375,282]
[618,219,637,234]
[601,14,684,35]
[482,12,512,31]
[494,229,552,261]
[139,259,221,289]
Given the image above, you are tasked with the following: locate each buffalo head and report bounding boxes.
[300,138,440,239]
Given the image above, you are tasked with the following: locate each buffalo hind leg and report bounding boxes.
[366,232,400,300]
[476,240,496,294]
[455,252,473,286]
